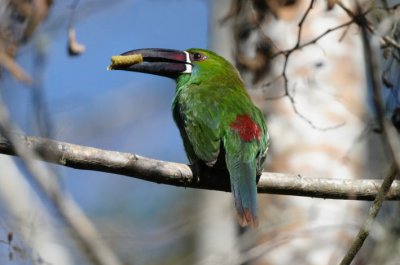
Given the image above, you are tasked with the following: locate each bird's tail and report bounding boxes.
[229,161,259,228]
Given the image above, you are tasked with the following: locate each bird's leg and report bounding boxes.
[256,173,261,184]
[190,161,219,187]
[195,162,232,191]
[190,161,202,184]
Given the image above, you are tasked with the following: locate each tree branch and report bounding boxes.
[1,134,399,201]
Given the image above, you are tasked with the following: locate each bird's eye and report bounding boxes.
[191,52,206,62]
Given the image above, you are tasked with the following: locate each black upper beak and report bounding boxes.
[109,48,192,78]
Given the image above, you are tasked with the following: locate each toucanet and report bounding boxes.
[109,48,269,227]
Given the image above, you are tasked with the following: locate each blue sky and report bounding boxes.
[3,0,211,263]
[44,0,208,212]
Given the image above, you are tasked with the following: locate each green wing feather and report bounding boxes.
[173,84,222,165]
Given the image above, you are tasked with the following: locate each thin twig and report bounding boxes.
[0,51,32,84]
[340,165,397,265]
[263,0,354,130]
[269,20,354,59]
[295,0,315,49]
[0,133,399,200]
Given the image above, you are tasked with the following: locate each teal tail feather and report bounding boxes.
[229,161,259,228]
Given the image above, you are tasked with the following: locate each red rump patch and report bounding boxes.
[230,114,261,142]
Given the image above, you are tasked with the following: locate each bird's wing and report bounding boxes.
[183,101,222,165]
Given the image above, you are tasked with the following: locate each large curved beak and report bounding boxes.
[108,48,192,78]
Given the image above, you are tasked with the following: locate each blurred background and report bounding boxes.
[0,0,399,265]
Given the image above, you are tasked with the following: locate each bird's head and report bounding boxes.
[108,48,243,86]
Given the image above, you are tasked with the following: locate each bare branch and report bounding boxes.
[0,133,399,201]
[0,51,32,84]
[263,1,354,130]
[295,0,315,49]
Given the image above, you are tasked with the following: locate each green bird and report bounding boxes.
[109,48,269,227]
